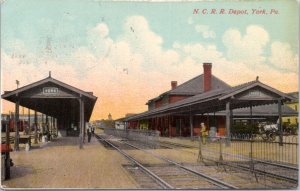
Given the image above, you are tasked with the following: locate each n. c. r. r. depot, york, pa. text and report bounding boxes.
[193,8,279,15]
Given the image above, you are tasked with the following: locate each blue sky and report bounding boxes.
[1,0,299,119]
[2,0,298,53]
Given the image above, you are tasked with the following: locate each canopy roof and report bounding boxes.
[126,80,295,121]
[2,75,97,121]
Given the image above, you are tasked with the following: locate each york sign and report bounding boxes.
[43,87,59,95]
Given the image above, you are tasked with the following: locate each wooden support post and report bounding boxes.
[168,116,171,137]
[179,117,182,137]
[213,112,216,127]
[278,99,283,146]
[52,117,54,137]
[84,119,86,143]
[225,101,231,146]
[190,114,193,139]
[14,98,20,151]
[230,109,233,134]
[28,109,31,136]
[34,111,38,143]
[197,135,203,162]
[79,97,84,149]
[56,118,58,136]
[157,117,159,132]
[207,113,210,128]
[49,117,52,141]
[5,114,11,179]
[250,103,253,135]
[41,114,44,134]
[46,115,49,132]
[79,98,83,149]
[52,117,54,135]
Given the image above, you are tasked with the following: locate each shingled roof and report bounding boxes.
[287,92,299,103]
[126,80,295,121]
[147,74,230,104]
[2,76,97,121]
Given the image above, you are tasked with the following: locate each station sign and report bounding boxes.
[43,87,59,95]
[248,90,261,97]
[240,89,272,99]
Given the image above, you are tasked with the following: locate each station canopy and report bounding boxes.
[125,79,295,121]
[1,75,97,123]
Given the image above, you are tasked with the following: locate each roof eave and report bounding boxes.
[218,81,294,101]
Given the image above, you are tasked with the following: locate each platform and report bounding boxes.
[1,135,138,189]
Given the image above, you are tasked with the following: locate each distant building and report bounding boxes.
[108,113,112,121]
[114,118,125,129]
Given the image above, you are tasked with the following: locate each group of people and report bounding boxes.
[35,123,51,142]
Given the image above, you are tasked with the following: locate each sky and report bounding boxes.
[1,0,299,120]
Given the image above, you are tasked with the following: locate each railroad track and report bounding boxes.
[159,140,299,185]
[95,134,238,189]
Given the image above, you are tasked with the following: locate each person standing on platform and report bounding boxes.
[87,125,92,143]
[38,125,42,142]
[200,122,208,145]
[91,126,95,137]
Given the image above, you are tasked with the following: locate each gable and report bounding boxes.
[234,86,280,100]
[2,77,97,100]
[219,81,293,102]
[20,81,79,98]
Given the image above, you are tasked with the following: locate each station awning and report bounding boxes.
[125,80,295,121]
[2,74,98,149]
[2,75,97,121]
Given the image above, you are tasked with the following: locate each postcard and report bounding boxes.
[1,0,299,189]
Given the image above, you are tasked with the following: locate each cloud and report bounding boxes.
[2,20,298,120]
[195,24,216,39]
[87,23,113,59]
[179,42,223,63]
[222,25,269,65]
[89,23,109,38]
[268,41,298,72]
[120,15,180,72]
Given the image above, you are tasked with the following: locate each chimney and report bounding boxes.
[171,81,177,90]
[203,63,212,92]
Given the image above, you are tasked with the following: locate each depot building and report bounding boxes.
[124,63,297,138]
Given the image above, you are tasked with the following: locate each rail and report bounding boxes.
[122,140,238,189]
[103,128,160,148]
[95,134,173,189]
[96,133,238,189]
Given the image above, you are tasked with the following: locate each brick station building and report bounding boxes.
[125,63,297,138]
